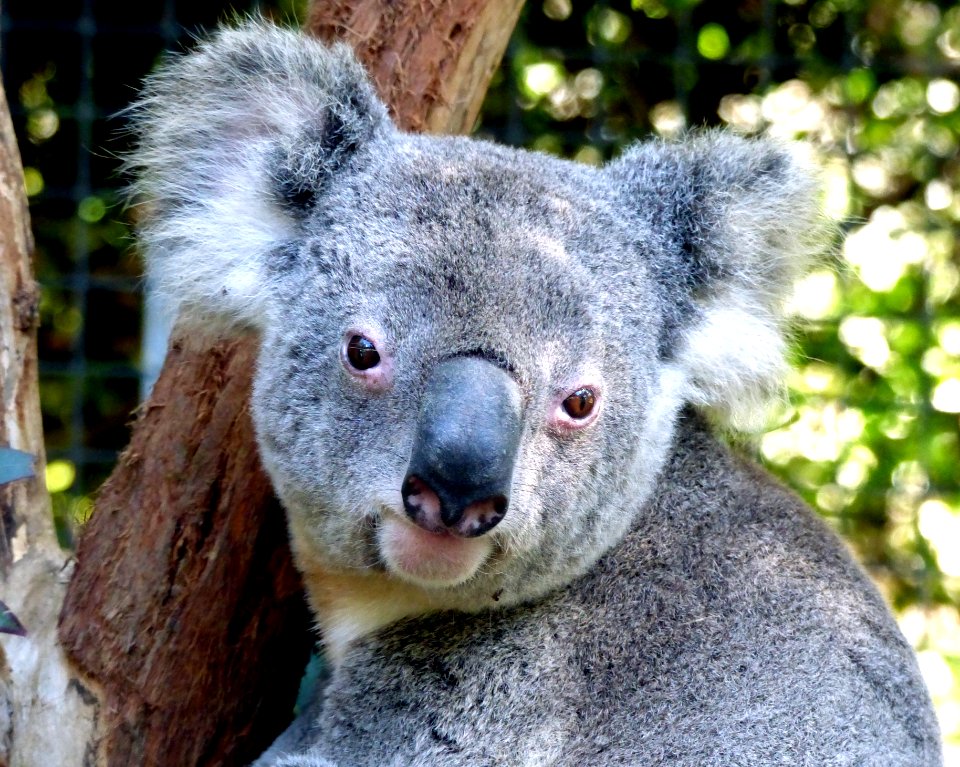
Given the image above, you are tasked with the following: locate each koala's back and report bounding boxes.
[303,414,940,767]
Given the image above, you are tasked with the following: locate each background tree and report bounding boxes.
[0,74,98,767]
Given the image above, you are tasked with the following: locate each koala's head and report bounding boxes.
[132,22,822,609]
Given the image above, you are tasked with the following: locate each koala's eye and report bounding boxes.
[550,375,602,433]
[340,329,393,391]
[562,388,596,420]
[346,335,381,370]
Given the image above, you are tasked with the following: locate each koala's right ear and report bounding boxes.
[129,21,391,332]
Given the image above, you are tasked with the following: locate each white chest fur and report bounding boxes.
[300,568,456,663]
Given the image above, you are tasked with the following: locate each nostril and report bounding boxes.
[402,475,443,533]
[457,495,508,538]
[401,475,421,501]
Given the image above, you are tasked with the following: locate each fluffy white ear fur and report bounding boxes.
[141,143,294,333]
[129,21,389,333]
[678,299,790,430]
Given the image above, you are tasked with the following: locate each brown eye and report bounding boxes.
[346,335,380,370]
[562,388,596,419]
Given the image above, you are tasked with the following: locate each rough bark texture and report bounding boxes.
[58,2,523,766]
[0,77,97,767]
[0,75,47,583]
[307,0,524,134]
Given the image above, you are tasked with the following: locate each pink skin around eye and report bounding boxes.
[548,379,603,433]
[340,329,394,392]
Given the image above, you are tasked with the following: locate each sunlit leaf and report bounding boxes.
[844,68,876,105]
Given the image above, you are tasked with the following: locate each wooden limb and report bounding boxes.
[307,0,524,133]
[0,77,98,766]
[0,75,48,572]
[57,2,524,765]
[59,337,311,766]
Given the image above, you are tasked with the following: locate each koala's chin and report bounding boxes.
[376,510,493,588]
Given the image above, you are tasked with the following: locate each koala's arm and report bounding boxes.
[250,690,328,767]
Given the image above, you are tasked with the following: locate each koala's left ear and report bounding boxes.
[606,132,826,428]
[129,20,392,333]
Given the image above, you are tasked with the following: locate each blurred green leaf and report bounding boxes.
[697,23,730,60]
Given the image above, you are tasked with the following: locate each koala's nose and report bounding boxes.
[402,356,522,538]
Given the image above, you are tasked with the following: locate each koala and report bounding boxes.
[130,21,942,767]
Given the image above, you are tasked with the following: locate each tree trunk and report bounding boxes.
[0,76,99,766]
[56,2,524,766]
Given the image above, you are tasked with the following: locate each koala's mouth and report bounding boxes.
[375,508,493,588]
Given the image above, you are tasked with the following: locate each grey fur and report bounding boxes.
[130,21,941,767]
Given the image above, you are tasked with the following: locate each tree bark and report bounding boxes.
[307,0,523,134]
[0,77,98,766]
[57,2,524,766]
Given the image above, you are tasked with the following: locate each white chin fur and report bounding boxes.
[377,513,492,588]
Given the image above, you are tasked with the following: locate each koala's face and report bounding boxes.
[134,23,820,609]
[252,136,668,604]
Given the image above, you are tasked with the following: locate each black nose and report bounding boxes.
[402,356,522,538]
